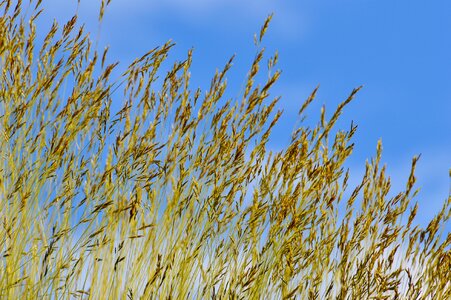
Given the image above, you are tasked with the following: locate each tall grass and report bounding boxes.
[0,1,450,299]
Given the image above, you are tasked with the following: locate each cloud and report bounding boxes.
[99,0,308,41]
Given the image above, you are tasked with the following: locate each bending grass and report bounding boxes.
[0,1,450,299]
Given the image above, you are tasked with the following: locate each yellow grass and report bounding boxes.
[0,1,450,299]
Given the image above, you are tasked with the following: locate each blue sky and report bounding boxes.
[43,0,451,227]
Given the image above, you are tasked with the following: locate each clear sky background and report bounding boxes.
[43,0,450,228]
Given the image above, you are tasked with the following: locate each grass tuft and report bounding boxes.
[0,1,450,299]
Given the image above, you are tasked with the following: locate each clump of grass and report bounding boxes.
[0,1,450,299]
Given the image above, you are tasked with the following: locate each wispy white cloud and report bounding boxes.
[100,0,308,41]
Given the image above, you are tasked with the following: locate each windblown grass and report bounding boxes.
[0,1,450,299]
